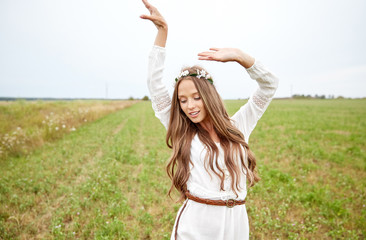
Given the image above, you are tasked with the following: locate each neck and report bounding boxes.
[200,119,220,144]
[199,118,214,133]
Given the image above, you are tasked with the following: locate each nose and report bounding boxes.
[187,98,195,109]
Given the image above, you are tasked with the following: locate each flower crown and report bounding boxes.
[175,69,213,84]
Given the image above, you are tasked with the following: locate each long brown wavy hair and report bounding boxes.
[166,66,260,201]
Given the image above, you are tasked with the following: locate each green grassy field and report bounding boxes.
[0,99,365,239]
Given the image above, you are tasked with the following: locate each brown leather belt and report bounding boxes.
[185,191,246,208]
[174,192,246,239]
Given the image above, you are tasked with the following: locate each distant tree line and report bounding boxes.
[291,94,345,99]
[0,96,151,101]
[128,96,149,101]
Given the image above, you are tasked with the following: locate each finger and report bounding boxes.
[197,54,212,59]
[198,56,214,61]
[209,48,220,51]
[140,15,158,22]
[140,14,151,19]
[199,58,215,61]
[142,0,151,8]
[197,51,214,56]
[152,8,161,16]
[142,0,156,13]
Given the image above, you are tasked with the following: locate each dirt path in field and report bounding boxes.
[113,119,128,135]
[74,118,129,187]
[32,114,133,238]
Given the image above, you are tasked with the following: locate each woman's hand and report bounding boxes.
[140,0,167,30]
[140,0,167,47]
[198,48,255,69]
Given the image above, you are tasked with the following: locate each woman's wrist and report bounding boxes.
[158,23,168,31]
[236,50,255,69]
[154,28,168,47]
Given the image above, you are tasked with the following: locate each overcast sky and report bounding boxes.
[1,0,365,99]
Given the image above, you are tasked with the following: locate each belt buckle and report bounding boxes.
[226,199,235,208]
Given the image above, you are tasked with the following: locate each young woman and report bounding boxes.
[141,0,279,239]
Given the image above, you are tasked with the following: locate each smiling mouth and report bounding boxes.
[189,111,200,118]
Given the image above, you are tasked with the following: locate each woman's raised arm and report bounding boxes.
[140,0,168,47]
[140,0,171,129]
[198,47,279,142]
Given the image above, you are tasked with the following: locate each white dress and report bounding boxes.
[147,45,279,240]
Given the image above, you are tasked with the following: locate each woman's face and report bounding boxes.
[178,79,208,124]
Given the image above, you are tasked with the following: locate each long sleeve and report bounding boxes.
[231,60,279,143]
[147,45,171,129]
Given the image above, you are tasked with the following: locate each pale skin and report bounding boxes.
[141,0,255,142]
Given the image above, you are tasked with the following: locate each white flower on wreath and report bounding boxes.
[179,70,189,78]
[196,69,207,79]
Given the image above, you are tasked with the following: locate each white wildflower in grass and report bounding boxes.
[42,120,46,124]
[84,119,87,122]
[62,124,66,128]
[55,127,59,131]
[70,127,76,131]
[17,127,21,131]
